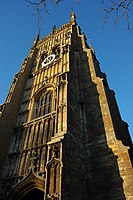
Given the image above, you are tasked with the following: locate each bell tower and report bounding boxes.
[0,12,133,200]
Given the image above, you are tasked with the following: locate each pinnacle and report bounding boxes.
[70,10,76,24]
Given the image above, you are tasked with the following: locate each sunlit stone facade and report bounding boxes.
[0,12,133,200]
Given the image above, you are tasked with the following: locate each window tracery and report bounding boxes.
[35,90,53,118]
[41,52,48,62]
[38,52,48,69]
[52,46,60,59]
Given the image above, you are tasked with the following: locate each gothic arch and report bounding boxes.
[6,169,45,200]
[46,157,62,168]
[45,157,62,198]
[38,51,48,69]
[29,84,56,120]
[33,83,54,102]
[52,45,61,59]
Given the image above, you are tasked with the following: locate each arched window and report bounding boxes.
[52,45,60,59]
[36,90,52,118]
[41,52,48,62]
[38,52,48,69]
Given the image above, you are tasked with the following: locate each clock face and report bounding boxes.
[42,54,55,67]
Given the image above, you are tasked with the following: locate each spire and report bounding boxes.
[70,10,77,25]
[32,34,39,47]
[52,25,56,34]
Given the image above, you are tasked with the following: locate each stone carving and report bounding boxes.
[47,193,59,200]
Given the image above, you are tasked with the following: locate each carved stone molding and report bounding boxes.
[47,193,59,200]
[6,168,45,200]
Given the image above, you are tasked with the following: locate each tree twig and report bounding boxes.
[102,0,133,29]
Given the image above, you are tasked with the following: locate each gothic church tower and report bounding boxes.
[0,12,133,200]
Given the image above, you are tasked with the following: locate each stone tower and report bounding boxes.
[0,12,133,200]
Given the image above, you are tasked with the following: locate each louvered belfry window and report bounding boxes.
[36,90,52,118]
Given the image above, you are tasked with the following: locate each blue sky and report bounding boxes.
[0,0,133,140]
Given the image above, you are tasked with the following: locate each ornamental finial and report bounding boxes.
[70,10,76,25]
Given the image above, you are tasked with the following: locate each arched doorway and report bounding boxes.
[21,188,44,200]
[6,170,45,200]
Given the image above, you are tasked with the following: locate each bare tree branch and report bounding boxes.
[25,0,52,32]
[102,0,133,29]
[25,0,133,29]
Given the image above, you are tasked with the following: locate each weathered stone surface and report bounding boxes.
[0,12,132,200]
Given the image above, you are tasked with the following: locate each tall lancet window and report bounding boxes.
[36,90,52,118]
[52,45,60,59]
